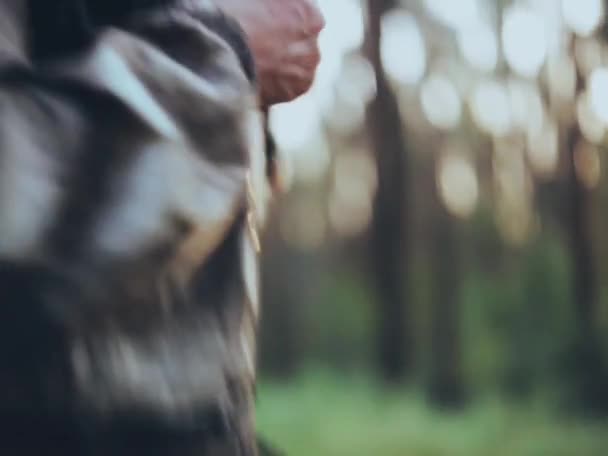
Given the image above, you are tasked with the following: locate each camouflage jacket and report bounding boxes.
[0,1,269,454]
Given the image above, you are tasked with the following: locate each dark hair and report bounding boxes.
[27,0,175,61]
[28,0,257,84]
[85,0,175,25]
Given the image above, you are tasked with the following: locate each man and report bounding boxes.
[0,0,323,454]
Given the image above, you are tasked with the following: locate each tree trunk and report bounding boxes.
[365,0,413,382]
[565,128,596,335]
[258,221,304,379]
[426,159,466,409]
[562,124,608,414]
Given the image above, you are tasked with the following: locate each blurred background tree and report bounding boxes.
[257,0,608,454]
[365,0,413,383]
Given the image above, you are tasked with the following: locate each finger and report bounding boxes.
[298,0,326,36]
[261,71,315,105]
[285,37,321,59]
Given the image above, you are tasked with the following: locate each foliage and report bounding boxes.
[461,230,576,396]
[257,370,608,456]
[262,230,606,401]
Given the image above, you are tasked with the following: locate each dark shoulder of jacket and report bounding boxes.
[191,10,256,84]
[96,1,258,84]
[27,0,96,61]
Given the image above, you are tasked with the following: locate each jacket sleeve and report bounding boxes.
[0,7,266,454]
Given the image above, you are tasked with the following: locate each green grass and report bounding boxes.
[256,370,608,456]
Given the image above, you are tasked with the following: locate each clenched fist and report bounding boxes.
[218,0,325,107]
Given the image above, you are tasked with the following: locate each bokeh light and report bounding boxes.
[508,79,545,136]
[326,56,377,135]
[574,37,603,77]
[546,55,578,102]
[317,0,364,55]
[437,151,479,218]
[502,6,548,78]
[269,96,322,153]
[420,74,462,130]
[308,0,366,116]
[588,67,608,125]
[336,55,377,106]
[577,91,606,143]
[425,0,480,31]
[457,21,498,73]
[470,80,512,137]
[574,140,602,189]
[328,153,376,238]
[561,0,604,37]
[494,143,534,245]
[527,118,560,178]
[269,98,331,185]
[381,11,427,85]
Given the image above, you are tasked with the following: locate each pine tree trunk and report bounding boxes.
[427,159,465,408]
[365,0,413,382]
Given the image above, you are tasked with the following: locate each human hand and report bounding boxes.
[218,0,325,107]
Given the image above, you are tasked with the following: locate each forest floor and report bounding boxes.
[257,370,608,456]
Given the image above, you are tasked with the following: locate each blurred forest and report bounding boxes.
[258,0,608,454]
